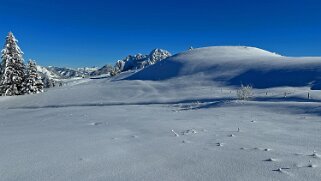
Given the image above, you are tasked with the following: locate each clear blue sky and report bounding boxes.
[1,0,321,67]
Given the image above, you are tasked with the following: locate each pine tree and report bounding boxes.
[23,60,44,94]
[0,32,25,96]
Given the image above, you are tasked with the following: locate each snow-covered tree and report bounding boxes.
[0,32,25,96]
[23,60,44,94]
[236,84,253,100]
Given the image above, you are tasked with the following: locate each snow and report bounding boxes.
[36,65,61,80]
[1,46,321,180]
[37,66,98,81]
[116,48,171,72]
[127,46,321,89]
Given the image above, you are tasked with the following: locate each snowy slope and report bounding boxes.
[1,46,321,181]
[127,46,321,89]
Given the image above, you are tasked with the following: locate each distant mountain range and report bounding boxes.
[37,48,172,85]
[36,66,98,80]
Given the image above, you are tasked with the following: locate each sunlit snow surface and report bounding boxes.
[1,46,321,180]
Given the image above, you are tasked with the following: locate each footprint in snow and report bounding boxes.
[264,158,278,162]
[182,140,191,144]
[296,160,318,168]
[131,135,138,138]
[89,122,103,126]
[306,164,317,168]
[309,151,320,158]
[272,167,290,173]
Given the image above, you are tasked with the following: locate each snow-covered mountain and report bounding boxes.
[2,46,321,181]
[127,46,321,89]
[36,66,96,80]
[46,66,98,78]
[90,64,114,76]
[36,65,61,80]
[36,48,171,80]
[116,48,171,72]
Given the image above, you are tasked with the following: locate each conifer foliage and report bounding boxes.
[23,60,44,94]
[0,32,44,96]
[0,32,25,96]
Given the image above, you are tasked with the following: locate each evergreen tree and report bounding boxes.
[0,32,25,96]
[24,60,44,94]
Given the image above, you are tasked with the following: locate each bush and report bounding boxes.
[237,84,253,100]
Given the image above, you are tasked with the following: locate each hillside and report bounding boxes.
[127,46,321,89]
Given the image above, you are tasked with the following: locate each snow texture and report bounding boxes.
[1,46,321,180]
[127,46,321,90]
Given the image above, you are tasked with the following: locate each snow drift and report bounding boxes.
[127,46,321,89]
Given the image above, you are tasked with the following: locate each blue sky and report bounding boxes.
[1,0,321,67]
